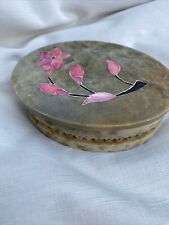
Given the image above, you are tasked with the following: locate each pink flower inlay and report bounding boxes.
[106,59,121,76]
[69,64,85,85]
[36,47,147,106]
[82,92,116,105]
[37,48,71,76]
[37,83,68,96]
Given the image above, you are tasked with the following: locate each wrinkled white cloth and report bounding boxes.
[1,0,169,225]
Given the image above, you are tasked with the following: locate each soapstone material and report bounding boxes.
[12,41,169,151]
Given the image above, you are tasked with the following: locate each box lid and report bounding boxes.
[12,41,169,130]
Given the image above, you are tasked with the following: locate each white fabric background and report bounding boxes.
[0,0,169,224]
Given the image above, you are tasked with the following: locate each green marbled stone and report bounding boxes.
[12,41,169,151]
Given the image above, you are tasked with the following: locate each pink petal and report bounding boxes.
[44,69,52,76]
[61,52,71,59]
[50,58,63,69]
[37,61,45,67]
[37,83,68,96]
[40,51,50,59]
[106,59,121,75]
[82,92,116,105]
[42,65,52,76]
[43,64,51,70]
[51,48,62,56]
[37,58,50,67]
[69,64,84,85]
[37,51,51,67]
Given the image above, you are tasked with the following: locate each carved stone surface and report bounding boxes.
[12,41,169,151]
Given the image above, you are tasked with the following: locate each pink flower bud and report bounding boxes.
[37,83,68,96]
[69,64,85,85]
[106,59,121,75]
[82,92,116,105]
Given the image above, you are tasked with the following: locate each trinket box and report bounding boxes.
[12,41,169,151]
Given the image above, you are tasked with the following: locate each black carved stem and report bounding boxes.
[115,75,133,86]
[116,81,147,97]
[69,93,89,97]
[80,84,95,94]
[48,76,55,84]
[47,76,89,98]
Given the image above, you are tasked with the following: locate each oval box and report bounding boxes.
[12,41,169,151]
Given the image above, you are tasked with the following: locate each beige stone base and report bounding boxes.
[28,112,161,152]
